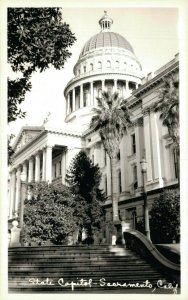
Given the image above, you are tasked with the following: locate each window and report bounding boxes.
[70,98,73,112]
[133,165,138,190]
[115,61,119,68]
[98,88,102,98]
[58,161,62,176]
[83,91,88,106]
[107,60,111,68]
[104,176,108,194]
[90,63,93,71]
[131,134,136,154]
[117,149,120,161]
[118,170,122,193]
[83,66,86,73]
[104,149,107,166]
[173,148,179,179]
[98,61,102,69]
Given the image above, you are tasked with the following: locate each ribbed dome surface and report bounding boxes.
[80,32,134,57]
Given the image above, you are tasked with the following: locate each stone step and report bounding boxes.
[9,263,155,270]
[8,246,170,293]
[8,251,135,257]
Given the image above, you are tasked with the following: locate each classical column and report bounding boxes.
[72,88,76,111]
[45,145,53,183]
[94,142,101,166]
[114,79,118,92]
[35,153,40,182]
[15,166,21,216]
[135,120,144,188]
[28,157,34,182]
[22,161,27,179]
[80,84,83,108]
[9,169,16,219]
[61,150,67,185]
[143,110,153,182]
[90,81,94,105]
[120,136,129,193]
[123,81,126,97]
[67,93,70,115]
[125,80,129,94]
[150,111,164,186]
[102,80,105,91]
[42,148,46,181]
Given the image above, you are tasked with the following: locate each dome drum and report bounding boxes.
[65,77,141,125]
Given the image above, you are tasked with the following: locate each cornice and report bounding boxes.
[12,128,82,159]
[64,72,141,95]
[133,61,179,98]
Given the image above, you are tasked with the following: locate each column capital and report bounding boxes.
[46,144,53,150]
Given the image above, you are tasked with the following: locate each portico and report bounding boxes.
[8,126,83,220]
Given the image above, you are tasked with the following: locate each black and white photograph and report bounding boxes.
[1,0,188,298]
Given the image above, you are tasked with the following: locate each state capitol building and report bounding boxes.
[8,12,179,243]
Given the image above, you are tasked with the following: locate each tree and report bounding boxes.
[23,182,78,245]
[8,8,76,162]
[90,91,132,224]
[149,189,180,243]
[66,150,106,243]
[154,74,179,146]
[154,75,179,182]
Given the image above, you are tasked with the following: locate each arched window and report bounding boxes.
[83,66,86,73]
[90,63,93,71]
[115,61,119,68]
[98,61,102,69]
[107,60,111,68]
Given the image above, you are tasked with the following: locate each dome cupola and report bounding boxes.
[99,11,113,32]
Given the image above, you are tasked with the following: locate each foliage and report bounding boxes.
[90,91,132,159]
[154,74,179,147]
[23,182,78,245]
[149,189,180,243]
[8,7,76,123]
[8,77,32,123]
[66,150,106,241]
[8,134,15,165]
[90,91,132,223]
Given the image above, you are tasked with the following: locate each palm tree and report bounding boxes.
[90,91,132,225]
[154,74,179,183]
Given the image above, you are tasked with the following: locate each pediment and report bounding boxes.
[13,126,44,153]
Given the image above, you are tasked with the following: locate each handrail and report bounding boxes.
[124,229,180,283]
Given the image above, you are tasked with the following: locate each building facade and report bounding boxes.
[8,12,179,242]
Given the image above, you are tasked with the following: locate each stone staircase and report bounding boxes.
[8,245,172,293]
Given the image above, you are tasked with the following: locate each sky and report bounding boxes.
[8,7,179,138]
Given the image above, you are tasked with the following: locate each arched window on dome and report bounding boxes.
[83,65,86,73]
[107,60,111,68]
[115,61,119,68]
[90,63,93,71]
[98,61,102,69]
